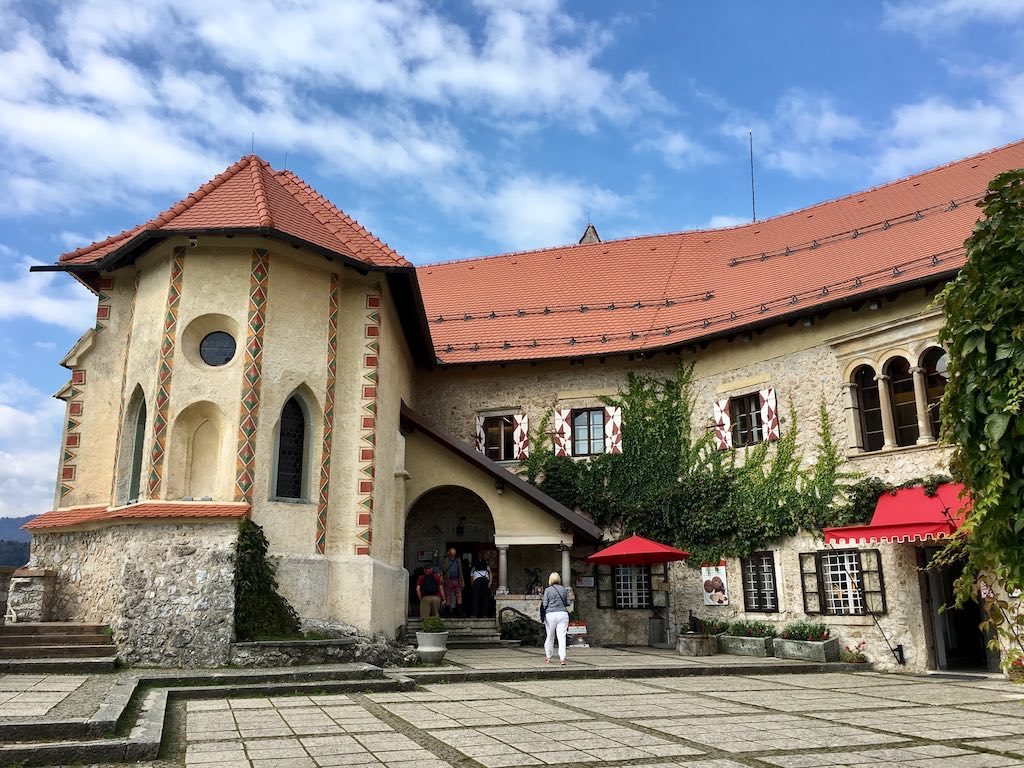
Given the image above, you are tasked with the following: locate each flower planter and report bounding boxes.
[414,631,449,664]
[773,637,840,663]
[717,634,774,657]
[676,633,718,656]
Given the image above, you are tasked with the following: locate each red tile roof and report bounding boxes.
[419,140,1024,364]
[58,156,408,269]
[25,502,249,531]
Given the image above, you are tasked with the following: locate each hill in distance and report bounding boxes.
[0,516,33,543]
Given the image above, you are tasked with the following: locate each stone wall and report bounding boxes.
[669,532,929,672]
[0,567,16,621]
[30,520,238,667]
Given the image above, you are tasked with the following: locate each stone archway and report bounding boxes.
[404,485,496,616]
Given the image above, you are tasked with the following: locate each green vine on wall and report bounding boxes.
[234,519,301,641]
[523,364,866,563]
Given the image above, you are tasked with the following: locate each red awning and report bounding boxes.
[587,534,690,566]
[824,482,969,546]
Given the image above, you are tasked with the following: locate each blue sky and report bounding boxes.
[1,0,1023,517]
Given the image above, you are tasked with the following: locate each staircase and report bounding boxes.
[0,622,117,671]
[407,617,520,649]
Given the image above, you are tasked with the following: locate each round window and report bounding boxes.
[199,331,236,366]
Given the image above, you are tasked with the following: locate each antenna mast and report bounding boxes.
[749,130,757,223]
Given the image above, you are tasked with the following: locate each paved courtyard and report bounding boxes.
[181,667,1024,768]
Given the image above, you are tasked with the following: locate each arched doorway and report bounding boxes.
[404,486,496,617]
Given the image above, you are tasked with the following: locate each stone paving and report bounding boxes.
[0,673,87,717]
[179,665,1024,768]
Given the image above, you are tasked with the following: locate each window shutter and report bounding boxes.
[799,552,822,614]
[759,387,781,442]
[474,415,485,453]
[553,409,571,457]
[603,405,623,455]
[513,413,530,460]
[713,398,733,450]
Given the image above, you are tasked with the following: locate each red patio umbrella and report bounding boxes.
[587,534,690,566]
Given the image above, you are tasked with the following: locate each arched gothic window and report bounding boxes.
[128,399,147,502]
[884,356,918,447]
[853,365,884,452]
[921,347,947,441]
[275,397,306,499]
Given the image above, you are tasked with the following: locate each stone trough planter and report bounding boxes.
[676,633,718,656]
[717,634,774,657]
[773,637,840,663]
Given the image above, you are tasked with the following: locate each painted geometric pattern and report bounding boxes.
[512,413,530,460]
[553,408,571,457]
[759,387,781,442]
[603,405,623,455]
[355,291,381,556]
[146,250,185,498]
[234,249,270,503]
[713,398,733,451]
[59,369,87,499]
[109,275,140,500]
[94,275,114,331]
[315,272,341,554]
[474,414,485,453]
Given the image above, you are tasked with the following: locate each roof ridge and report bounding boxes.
[146,155,254,231]
[249,157,274,229]
[420,137,1024,269]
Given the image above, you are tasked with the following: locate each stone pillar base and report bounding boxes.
[6,568,55,623]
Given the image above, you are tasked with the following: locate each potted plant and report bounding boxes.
[717,620,776,657]
[415,616,449,663]
[774,621,840,662]
[677,617,728,656]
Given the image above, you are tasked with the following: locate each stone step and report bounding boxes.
[0,657,118,673]
[0,644,117,659]
[447,638,521,649]
[0,622,110,636]
[0,633,114,647]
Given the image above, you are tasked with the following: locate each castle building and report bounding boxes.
[14,141,1024,670]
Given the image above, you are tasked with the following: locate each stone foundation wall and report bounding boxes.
[30,521,238,667]
[0,567,15,621]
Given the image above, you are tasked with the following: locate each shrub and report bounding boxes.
[726,620,777,638]
[700,618,730,635]
[234,519,300,641]
[780,621,830,642]
[500,617,543,646]
[840,641,867,663]
[420,616,446,633]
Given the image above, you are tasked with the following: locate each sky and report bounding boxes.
[0,0,1023,518]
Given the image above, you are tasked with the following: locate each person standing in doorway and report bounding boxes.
[416,566,445,618]
[470,558,491,618]
[542,572,571,665]
[442,548,465,617]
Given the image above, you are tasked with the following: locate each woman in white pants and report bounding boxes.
[542,572,571,665]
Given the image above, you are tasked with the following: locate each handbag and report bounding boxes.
[540,600,547,622]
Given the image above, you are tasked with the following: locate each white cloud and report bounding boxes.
[635,129,718,170]
[883,0,1024,33]
[0,256,96,332]
[704,214,749,229]
[0,376,63,517]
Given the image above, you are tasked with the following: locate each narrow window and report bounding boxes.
[804,549,887,616]
[729,393,764,447]
[482,415,515,461]
[571,408,605,456]
[740,551,779,612]
[921,347,947,440]
[853,365,884,452]
[128,400,147,502]
[276,397,306,499]
[885,357,919,447]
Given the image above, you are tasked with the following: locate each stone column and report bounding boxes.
[841,382,861,452]
[560,546,571,589]
[874,373,898,450]
[496,545,509,595]
[910,366,935,444]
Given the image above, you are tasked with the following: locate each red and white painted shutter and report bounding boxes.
[553,409,571,457]
[604,406,623,455]
[713,398,733,451]
[474,414,485,453]
[759,388,780,442]
[513,413,530,460]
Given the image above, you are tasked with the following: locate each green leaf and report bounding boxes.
[985,412,1011,443]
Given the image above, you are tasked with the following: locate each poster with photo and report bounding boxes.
[701,563,729,606]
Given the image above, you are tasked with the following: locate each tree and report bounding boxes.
[938,168,1024,671]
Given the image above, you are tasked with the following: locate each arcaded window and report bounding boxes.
[853,365,884,452]
[128,399,147,502]
[921,347,947,440]
[275,397,306,499]
[885,357,918,447]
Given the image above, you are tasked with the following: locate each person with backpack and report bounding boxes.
[441,548,465,617]
[541,571,572,665]
[416,566,445,618]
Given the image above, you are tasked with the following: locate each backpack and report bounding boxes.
[422,571,439,596]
